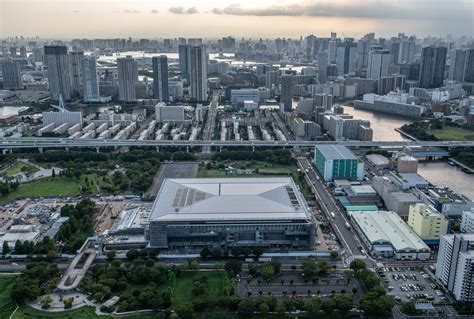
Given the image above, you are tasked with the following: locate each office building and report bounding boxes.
[328,39,338,64]
[152,55,169,102]
[32,47,44,63]
[280,75,293,111]
[367,47,391,79]
[336,40,357,75]
[419,46,447,89]
[450,49,468,82]
[461,210,474,233]
[189,45,207,102]
[323,114,344,141]
[350,211,430,260]
[117,56,138,102]
[178,44,190,82]
[82,56,100,102]
[314,93,333,110]
[231,89,259,106]
[154,102,185,122]
[314,145,364,182]
[318,51,328,82]
[398,38,416,64]
[44,45,72,101]
[354,93,425,118]
[407,203,448,244]
[265,71,279,90]
[397,155,419,173]
[1,61,22,89]
[69,51,84,97]
[42,111,83,127]
[148,177,315,249]
[435,234,474,302]
[464,49,474,83]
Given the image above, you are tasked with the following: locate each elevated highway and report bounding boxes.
[1,137,473,150]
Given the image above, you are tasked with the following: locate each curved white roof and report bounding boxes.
[149,177,311,223]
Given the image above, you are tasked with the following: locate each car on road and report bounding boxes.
[330,212,336,219]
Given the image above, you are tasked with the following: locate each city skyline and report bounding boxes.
[1,0,473,38]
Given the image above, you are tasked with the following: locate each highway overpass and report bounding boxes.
[1,137,474,150]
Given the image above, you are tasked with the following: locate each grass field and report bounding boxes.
[0,178,81,204]
[0,275,18,319]
[433,127,474,141]
[0,162,39,177]
[197,161,295,178]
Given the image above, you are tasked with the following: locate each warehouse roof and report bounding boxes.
[149,177,311,222]
[316,145,357,161]
[351,211,430,252]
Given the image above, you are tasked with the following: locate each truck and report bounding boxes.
[345,222,351,230]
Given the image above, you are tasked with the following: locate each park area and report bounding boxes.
[433,126,474,141]
[0,178,81,204]
[0,162,39,178]
[0,273,238,319]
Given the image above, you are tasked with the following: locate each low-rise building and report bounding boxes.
[350,211,430,260]
[407,203,449,244]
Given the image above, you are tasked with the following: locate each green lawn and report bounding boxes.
[0,178,81,204]
[170,271,226,304]
[197,161,295,178]
[0,162,39,177]
[433,127,474,141]
[0,275,18,319]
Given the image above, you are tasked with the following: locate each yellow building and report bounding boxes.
[408,203,449,243]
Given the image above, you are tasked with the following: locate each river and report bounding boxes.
[342,106,474,199]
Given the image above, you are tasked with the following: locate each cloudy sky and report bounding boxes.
[1,0,472,38]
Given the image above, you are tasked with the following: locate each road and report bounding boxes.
[201,91,219,154]
[296,157,375,267]
[2,138,472,150]
[271,111,295,141]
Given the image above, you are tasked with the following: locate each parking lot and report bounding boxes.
[378,267,446,303]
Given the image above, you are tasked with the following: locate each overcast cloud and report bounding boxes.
[211,1,472,21]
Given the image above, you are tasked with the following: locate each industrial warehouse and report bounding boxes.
[148,177,316,250]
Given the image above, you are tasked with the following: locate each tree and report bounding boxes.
[317,261,330,276]
[252,247,264,259]
[200,247,211,258]
[350,259,366,273]
[106,250,116,261]
[211,248,222,259]
[174,303,195,318]
[188,259,200,270]
[52,169,56,178]
[248,263,259,277]
[126,249,139,260]
[321,299,335,314]
[225,260,242,275]
[301,259,317,278]
[333,295,353,313]
[148,248,160,259]
[2,241,10,255]
[401,302,422,316]
[270,260,281,275]
[330,251,338,260]
[305,297,322,317]
[237,299,255,318]
[259,302,270,317]
[260,264,275,282]
[41,295,53,309]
